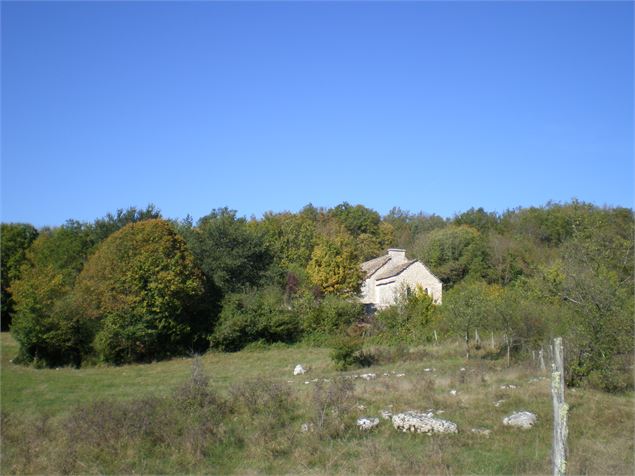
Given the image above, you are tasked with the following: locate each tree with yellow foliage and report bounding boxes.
[306,233,363,296]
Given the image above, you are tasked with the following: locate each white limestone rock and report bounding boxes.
[503,411,537,429]
[300,422,314,432]
[380,410,393,420]
[392,411,458,434]
[471,428,492,437]
[449,389,458,396]
[357,417,380,431]
[360,373,376,381]
[294,364,306,375]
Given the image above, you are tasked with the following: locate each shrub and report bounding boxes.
[375,284,437,344]
[230,379,294,422]
[329,336,373,370]
[210,287,301,351]
[175,358,228,419]
[310,378,355,438]
[300,294,363,339]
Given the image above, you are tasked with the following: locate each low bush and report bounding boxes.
[310,378,355,438]
[210,287,301,351]
[375,284,437,344]
[329,336,374,370]
[300,294,363,338]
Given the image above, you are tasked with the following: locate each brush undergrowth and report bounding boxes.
[1,334,633,475]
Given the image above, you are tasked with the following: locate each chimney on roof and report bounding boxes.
[387,248,407,262]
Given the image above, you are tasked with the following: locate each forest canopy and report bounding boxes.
[2,200,633,392]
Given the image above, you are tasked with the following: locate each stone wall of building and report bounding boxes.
[374,262,442,307]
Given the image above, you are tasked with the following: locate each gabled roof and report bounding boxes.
[375,259,417,280]
[361,255,391,277]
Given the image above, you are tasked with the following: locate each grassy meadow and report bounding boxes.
[1,332,633,475]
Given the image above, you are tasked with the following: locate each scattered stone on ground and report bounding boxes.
[356,404,366,410]
[294,364,306,376]
[360,373,376,380]
[528,376,546,383]
[395,373,405,377]
[494,399,506,407]
[357,417,380,431]
[380,410,393,420]
[449,389,458,396]
[392,411,458,434]
[471,428,492,437]
[300,422,314,433]
[503,411,537,429]
[304,381,310,385]
[460,367,466,372]
[500,384,518,389]
[424,368,434,372]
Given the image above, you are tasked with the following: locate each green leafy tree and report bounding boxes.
[329,202,381,237]
[187,208,272,295]
[453,207,499,234]
[260,212,316,270]
[87,205,161,245]
[73,219,208,364]
[383,207,447,251]
[441,280,490,359]
[306,233,364,296]
[10,223,97,365]
[413,225,491,287]
[487,285,524,367]
[557,223,634,391]
[487,233,537,286]
[10,263,94,366]
[327,203,393,260]
[1,223,38,330]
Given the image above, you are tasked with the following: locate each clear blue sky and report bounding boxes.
[2,1,633,227]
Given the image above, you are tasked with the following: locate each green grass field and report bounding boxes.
[1,332,633,475]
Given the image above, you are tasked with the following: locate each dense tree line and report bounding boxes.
[2,201,632,391]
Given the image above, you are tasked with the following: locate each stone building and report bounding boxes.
[360,249,442,309]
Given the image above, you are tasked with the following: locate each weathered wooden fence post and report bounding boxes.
[551,337,568,476]
[434,330,438,345]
